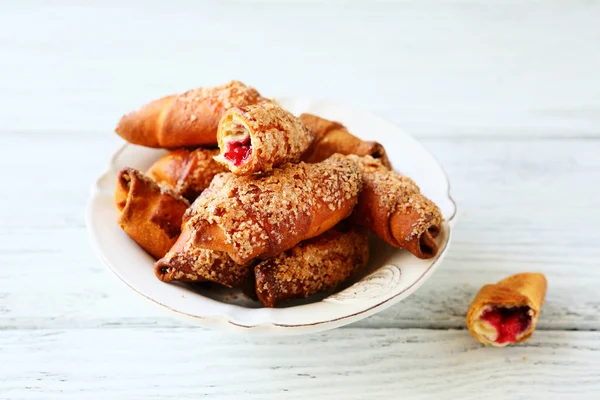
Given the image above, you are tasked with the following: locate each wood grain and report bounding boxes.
[1,133,598,330]
[1,328,599,398]
[0,0,598,137]
[1,1,599,397]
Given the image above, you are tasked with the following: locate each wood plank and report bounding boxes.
[1,1,598,396]
[1,133,598,330]
[0,0,599,136]
[1,328,599,398]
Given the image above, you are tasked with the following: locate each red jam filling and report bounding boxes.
[224,136,252,166]
[480,306,532,344]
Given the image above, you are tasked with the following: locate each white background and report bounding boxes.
[1,1,599,398]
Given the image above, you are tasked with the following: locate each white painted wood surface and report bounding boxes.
[3,329,600,399]
[1,0,599,398]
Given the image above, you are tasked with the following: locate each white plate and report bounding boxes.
[86,98,457,335]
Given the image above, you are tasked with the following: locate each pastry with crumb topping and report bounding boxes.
[300,113,391,168]
[254,223,369,307]
[348,155,443,259]
[146,148,227,202]
[214,101,315,175]
[116,80,265,148]
[185,154,363,264]
[154,223,255,288]
[115,168,189,259]
[467,273,547,346]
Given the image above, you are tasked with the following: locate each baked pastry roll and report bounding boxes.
[300,113,391,168]
[185,154,363,264]
[348,155,442,259]
[254,224,370,307]
[215,102,314,175]
[146,148,227,202]
[154,223,254,288]
[214,101,314,175]
[116,81,264,148]
[467,273,547,347]
[114,168,189,259]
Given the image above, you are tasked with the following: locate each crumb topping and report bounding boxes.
[180,148,228,197]
[217,101,315,174]
[159,245,253,288]
[347,155,442,239]
[187,154,362,261]
[177,80,264,121]
[254,225,369,304]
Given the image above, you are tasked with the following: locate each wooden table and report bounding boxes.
[2,1,599,398]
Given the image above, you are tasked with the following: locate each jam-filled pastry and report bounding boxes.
[116,81,265,148]
[185,154,363,264]
[347,155,442,259]
[467,273,547,347]
[300,113,391,168]
[146,148,227,202]
[114,168,190,259]
[154,223,254,288]
[254,224,369,307]
[214,101,314,175]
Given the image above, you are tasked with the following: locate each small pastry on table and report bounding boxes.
[214,101,314,175]
[347,155,443,259]
[114,167,189,259]
[184,154,363,264]
[300,113,391,168]
[146,147,227,202]
[467,273,547,347]
[255,223,370,307]
[116,80,265,148]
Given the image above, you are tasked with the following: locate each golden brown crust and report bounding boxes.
[215,102,314,175]
[154,226,254,288]
[116,96,175,148]
[299,113,345,142]
[467,273,548,347]
[114,168,190,259]
[146,148,227,201]
[115,81,264,148]
[254,224,370,307]
[186,155,363,264]
[300,114,392,168]
[347,155,442,259]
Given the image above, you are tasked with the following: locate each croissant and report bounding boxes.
[185,154,363,264]
[467,273,547,347]
[255,224,370,307]
[146,148,227,201]
[114,168,189,259]
[116,81,264,148]
[154,223,254,288]
[300,113,391,168]
[347,155,442,259]
[214,102,314,175]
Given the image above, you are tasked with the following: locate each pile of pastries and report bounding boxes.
[114,81,443,307]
